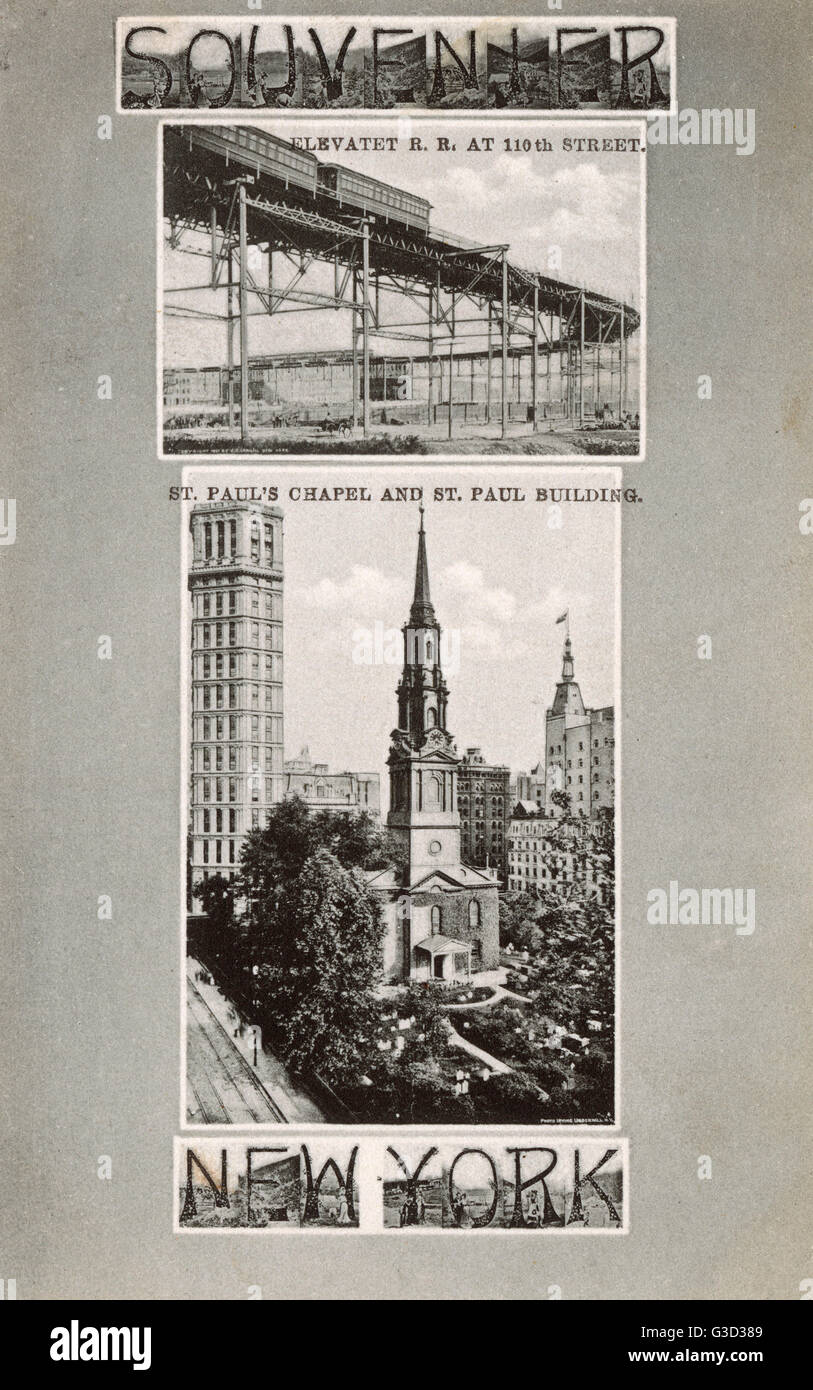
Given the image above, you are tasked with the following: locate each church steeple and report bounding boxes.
[396,508,449,742]
[410,503,436,626]
[387,511,460,881]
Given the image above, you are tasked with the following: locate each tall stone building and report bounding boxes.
[457,748,510,879]
[514,629,614,821]
[366,509,500,983]
[188,501,284,906]
[283,746,380,818]
[544,633,614,819]
[506,803,612,903]
[507,626,614,900]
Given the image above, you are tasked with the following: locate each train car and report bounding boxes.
[317,164,431,235]
[185,125,319,198]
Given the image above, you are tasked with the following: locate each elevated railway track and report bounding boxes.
[164,123,639,440]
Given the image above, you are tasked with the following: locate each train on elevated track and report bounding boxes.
[183,124,432,235]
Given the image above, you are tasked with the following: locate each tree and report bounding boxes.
[238,796,407,923]
[190,873,241,976]
[399,986,450,1060]
[255,849,386,1085]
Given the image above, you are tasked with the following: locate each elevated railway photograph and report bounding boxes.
[161,120,644,456]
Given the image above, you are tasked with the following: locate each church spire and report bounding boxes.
[409,503,436,626]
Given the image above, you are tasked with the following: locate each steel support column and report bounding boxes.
[579,288,585,428]
[226,248,235,430]
[620,303,627,419]
[532,284,539,432]
[618,303,625,419]
[238,183,249,440]
[351,271,359,430]
[501,249,509,439]
[427,286,434,428]
[362,221,370,436]
[486,301,492,425]
[448,338,454,441]
[209,206,217,287]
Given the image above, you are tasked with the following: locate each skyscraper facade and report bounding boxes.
[188,501,284,906]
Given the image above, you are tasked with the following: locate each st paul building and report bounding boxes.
[188,501,284,906]
[366,510,500,984]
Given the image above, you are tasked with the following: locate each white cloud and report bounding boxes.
[296,564,405,615]
[438,561,517,623]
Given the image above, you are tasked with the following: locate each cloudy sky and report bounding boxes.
[164,119,643,367]
[183,466,619,809]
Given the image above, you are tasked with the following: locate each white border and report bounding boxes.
[156,115,647,464]
[178,464,623,1138]
[118,14,677,119]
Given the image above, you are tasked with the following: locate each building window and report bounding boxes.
[430,904,442,932]
[468,900,481,928]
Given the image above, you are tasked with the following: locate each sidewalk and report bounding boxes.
[446,1023,513,1076]
[442,981,533,1013]
[187,957,325,1123]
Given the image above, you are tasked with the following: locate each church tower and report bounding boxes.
[368,508,500,983]
[387,506,461,883]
